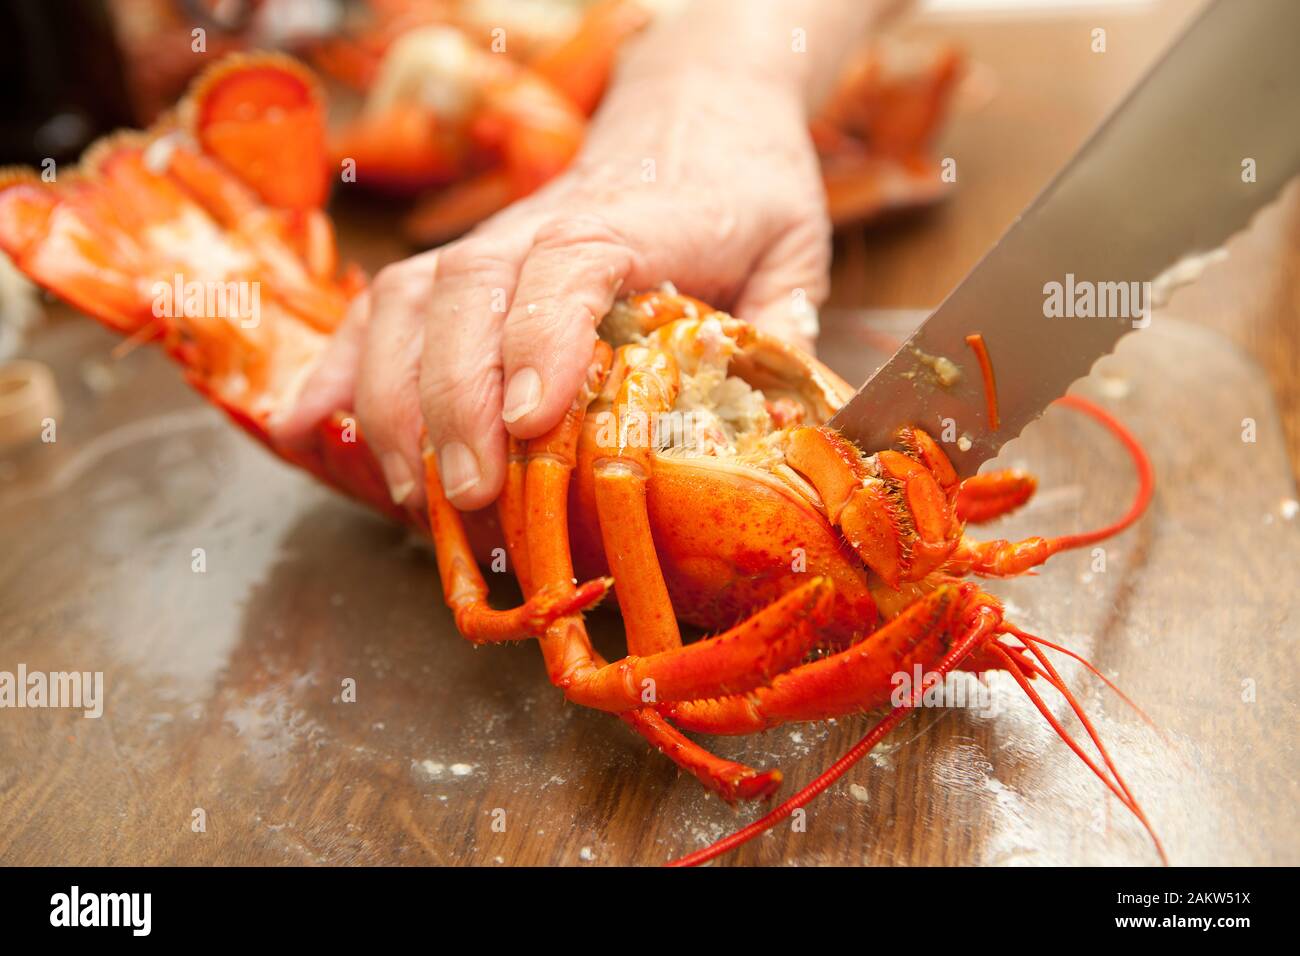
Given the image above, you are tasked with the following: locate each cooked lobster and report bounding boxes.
[0,55,1162,865]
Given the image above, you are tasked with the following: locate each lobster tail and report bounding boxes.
[189,52,330,211]
[0,54,347,352]
[0,56,419,529]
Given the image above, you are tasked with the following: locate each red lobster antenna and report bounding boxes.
[668,394,1163,867]
[1047,394,1155,551]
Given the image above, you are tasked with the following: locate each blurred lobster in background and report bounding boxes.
[66,0,960,246]
[315,0,963,243]
[0,56,1163,865]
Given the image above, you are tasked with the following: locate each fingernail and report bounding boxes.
[438,441,480,499]
[380,452,416,505]
[501,367,542,423]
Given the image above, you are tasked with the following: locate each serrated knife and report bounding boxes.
[830,0,1300,475]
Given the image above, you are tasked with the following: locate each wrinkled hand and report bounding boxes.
[274,67,829,512]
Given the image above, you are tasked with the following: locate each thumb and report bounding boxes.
[731,217,830,354]
[268,289,370,445]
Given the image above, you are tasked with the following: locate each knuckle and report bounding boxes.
[371,260,417,298]
[508,290,593,342]
[420,363,499,434]
[354,363,401,415]
[432,239,481,279]
[371,249,438,303]
[509,303,597,352]
[355,370,423,452]
[436,238,516,284]
[531,214,628,255]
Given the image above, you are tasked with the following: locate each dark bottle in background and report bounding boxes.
[0,0,134,167]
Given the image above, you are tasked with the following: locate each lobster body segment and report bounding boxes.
[0,55,1163,863]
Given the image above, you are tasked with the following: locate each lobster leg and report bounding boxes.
[422,447,608,644]
[876,447,960,581]
[556,579,832,711]
[622,709,783,802]
[521,345,784,799]
[945,533,1062,577]
[498,435,533,593]
[947,395,1155,575]
[528,399,832,709]
[668,583,990,734]
[592,342,684,656]
[898,425,958,492]
[955,470,1037,524]
[893,429,1033,528]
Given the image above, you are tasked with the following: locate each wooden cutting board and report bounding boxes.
[1,0,1295,868]
[0,309,1294,866]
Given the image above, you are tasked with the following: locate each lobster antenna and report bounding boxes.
[1015,637,1165,848]
[1048,394,1154,551]
[1006,624,1163,736]
[993,647,1138,738]
[988,642,1167,864]
[988,644,1133,808]
[666,607,1001,867]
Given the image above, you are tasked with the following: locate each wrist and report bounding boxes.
[613,0,891,109]
[615,4,807,107]
[581,62,809,186]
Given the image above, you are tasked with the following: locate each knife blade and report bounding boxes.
[829,0,1300,476]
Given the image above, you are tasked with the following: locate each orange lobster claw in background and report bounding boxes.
[330,102,465,194]
[192,54,330,210]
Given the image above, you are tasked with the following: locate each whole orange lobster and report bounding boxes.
[0,56,1162,865]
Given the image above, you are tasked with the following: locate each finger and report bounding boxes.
[354,251,439,509]
[419,237,529,510]
[268,290,370,446]
[499,216,642,438]
[731,216,831,355]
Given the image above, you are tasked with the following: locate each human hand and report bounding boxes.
[274,59,830,514]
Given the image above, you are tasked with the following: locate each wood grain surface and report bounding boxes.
[0,0,1296,866]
